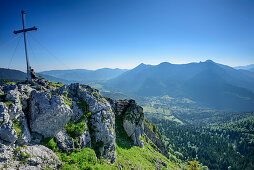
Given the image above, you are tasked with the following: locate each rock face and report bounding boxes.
[144,122,169,158]
[29,91,73,137]
[113,99,145,148]
[68,83,117,163]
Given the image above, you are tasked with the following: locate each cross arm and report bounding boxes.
[14,26,38,34]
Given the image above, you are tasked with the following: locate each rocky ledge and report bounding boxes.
[0,79,168,169]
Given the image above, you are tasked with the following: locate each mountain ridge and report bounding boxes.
[106,60,254,111]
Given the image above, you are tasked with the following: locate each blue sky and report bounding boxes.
[0,0,254,71]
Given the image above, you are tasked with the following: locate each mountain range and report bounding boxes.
[235,64,254,72]
[106,60,254,111]
[40,68,128,83]
[1,60,254,111]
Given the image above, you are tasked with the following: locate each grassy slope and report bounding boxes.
[58,117,182,169]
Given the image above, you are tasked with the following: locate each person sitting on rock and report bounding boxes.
[31,69,38,80]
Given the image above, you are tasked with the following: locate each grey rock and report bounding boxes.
[67,83,117,162]
[114,99,144,148]
[78,90,111,114]
[16,116,31,145]
[5,90,20,102]
[29,91,72,137]
[18,84,34,95]
[0,121,17,143]
[71,101,84,123]
[0,143,61,169]
[0,102,9,124]
[55,129,74,152]
[8,102,23,120]
[79,130,91,148]
[88,109,116,163]
[3,84,17,93]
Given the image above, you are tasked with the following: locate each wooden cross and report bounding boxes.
[13,10,37,83]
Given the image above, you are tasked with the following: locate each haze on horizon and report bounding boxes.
[0,0,254,72]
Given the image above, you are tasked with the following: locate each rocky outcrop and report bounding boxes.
[29,91,73,137]
[0,102,17,143]
[0,143,61,169]
[68,83,116,163]
[144,122,169,158]
[113,99,144,148]
[0,80,165,168]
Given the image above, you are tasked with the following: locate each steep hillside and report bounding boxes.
[40,68,128,83]
[106,60,254,111]
[0,68,26,82]
[0,79,188,169]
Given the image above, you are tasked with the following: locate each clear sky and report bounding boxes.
[0,0,254,71]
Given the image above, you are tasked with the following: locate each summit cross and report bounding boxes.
[13,10,37,83]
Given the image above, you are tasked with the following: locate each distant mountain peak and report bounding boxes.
[204,59,215,63]
[158,62,171,65]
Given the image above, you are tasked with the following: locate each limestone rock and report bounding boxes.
[113,99,144,148]
[79,130,91,148]
[0,143,61,169]
[29,91,72,138]
[0,121,17,143]
[88,109,116,163]
[16,116,31,145]
[71,101,84,123]
[3,84,17,93]
[8,102,23,120]
[5,89,20,102]
[0,102,9,124]
[55,129,74,152]
[68,83,117,162]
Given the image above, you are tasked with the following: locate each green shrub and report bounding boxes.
[42,138,58,152]
[65,120,87,138]
[63,97,72,107]
[5,101,13,108]
[13,121,22,137]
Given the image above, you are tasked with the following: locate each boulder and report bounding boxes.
[0,121,17,143]
[16,116,31,145]
[5,90,20,102]
[8,102,23,120]
[29,91,72,138]
[55,129,74,152]
[0,102,9,124]
[0,144,62,169]
[3,84,17,93]
[79,130,91,148]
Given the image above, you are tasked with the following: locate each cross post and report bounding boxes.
[14,10,37,83]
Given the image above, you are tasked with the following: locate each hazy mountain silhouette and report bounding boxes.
[106,60,254,111]
[0,68,26,82]
[40,68,128,83]
[235,64,254,72]
[0,68,70,84]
